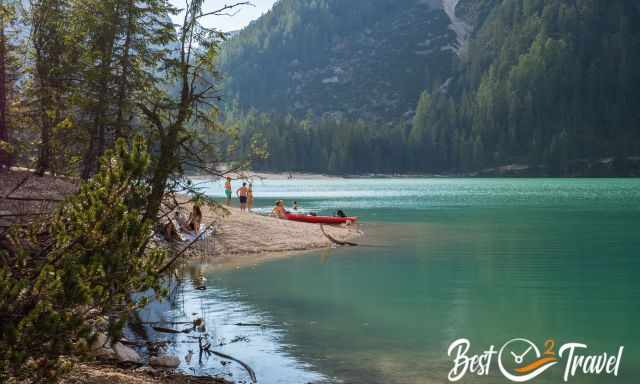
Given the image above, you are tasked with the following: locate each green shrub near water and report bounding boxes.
[0,136,167,382]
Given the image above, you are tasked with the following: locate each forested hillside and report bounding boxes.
[220,0,458,120]
[224,0,640,175]
[411,0,640,174]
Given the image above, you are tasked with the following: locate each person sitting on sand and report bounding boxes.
[247,183,254,211]
[224,177,232,205]
[174,210,189,232]
[236,182,249,212]
[272,200,287,219]
[187,205,203,233]
[162,220,179,242]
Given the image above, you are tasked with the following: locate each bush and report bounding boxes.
[0,137,167,382]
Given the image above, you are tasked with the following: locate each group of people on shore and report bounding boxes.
[162,204,203,242]
[224,177,254,212]
[224,177,303,219]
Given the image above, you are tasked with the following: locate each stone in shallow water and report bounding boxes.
[149,355,181,369]
[113,342,142,363]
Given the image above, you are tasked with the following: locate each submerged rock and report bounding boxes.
[149,355,181,369]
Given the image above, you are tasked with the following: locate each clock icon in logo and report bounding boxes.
[498,338,559,382]
[510,344,533,365]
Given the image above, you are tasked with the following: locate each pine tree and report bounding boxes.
[0,137,166,381]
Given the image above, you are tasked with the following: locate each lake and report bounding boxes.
[156,178,640,383]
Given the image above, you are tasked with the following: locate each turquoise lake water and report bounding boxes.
[157,179,640,384]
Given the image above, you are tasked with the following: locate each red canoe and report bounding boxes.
[285,212,358,224]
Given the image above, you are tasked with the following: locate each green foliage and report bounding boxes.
[230,106,410,175]
[0,137,166,382]
[20,0,176,176]
[223,0,640,175]
[14,0,640,177]
[420,0,640,173]
[219,0,456,120]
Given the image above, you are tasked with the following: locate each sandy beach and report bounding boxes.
[2,169,361,267]
[177,201,361,269]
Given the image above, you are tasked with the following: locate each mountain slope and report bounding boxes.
[223,0,640,175]
[219,0,461,121]
[408,0,640,173]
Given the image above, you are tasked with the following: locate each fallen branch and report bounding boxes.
[1,196,65,202]
[234,323,263,327]
[198,336,257,383]
[320,224,358,247]
[4,175,30,199]
[152,326,191,334]
[0,212,49,218]
[210,350,257,383]
[139,321,193,325]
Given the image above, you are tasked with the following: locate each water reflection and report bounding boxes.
[137,265,329,383]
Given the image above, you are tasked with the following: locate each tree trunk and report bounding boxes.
[115,0,134,140]
[81,3,120,179]
[145,28,194,220]
[0,11,8,169]
[32,1,61,177]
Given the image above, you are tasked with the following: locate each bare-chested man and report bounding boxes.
[236,182,249,212]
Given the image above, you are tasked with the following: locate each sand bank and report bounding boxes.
[182,202,362,268]
[2,169,362,270]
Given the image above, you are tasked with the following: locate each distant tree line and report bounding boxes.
[229,107,411,174]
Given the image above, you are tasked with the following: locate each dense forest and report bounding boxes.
[224,0,640,175]
[219,0,458,120]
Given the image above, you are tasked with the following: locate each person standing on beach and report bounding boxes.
[236,182,249,212]
[224,177,232,205]
[247,183,254,211]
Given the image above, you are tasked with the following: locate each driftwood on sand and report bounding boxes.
[320,224,359,246]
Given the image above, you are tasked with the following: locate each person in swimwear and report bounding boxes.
[247,183,254,211]
[236,182,249,212]
[224,177,232,205]
[272,200,287,219]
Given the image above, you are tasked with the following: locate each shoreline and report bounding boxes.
[186,156,640,180]
[2,169,362,384]
[190,171,343,181]
[179,201,362,269]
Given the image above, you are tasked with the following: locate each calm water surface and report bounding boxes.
[158,179,640,383]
